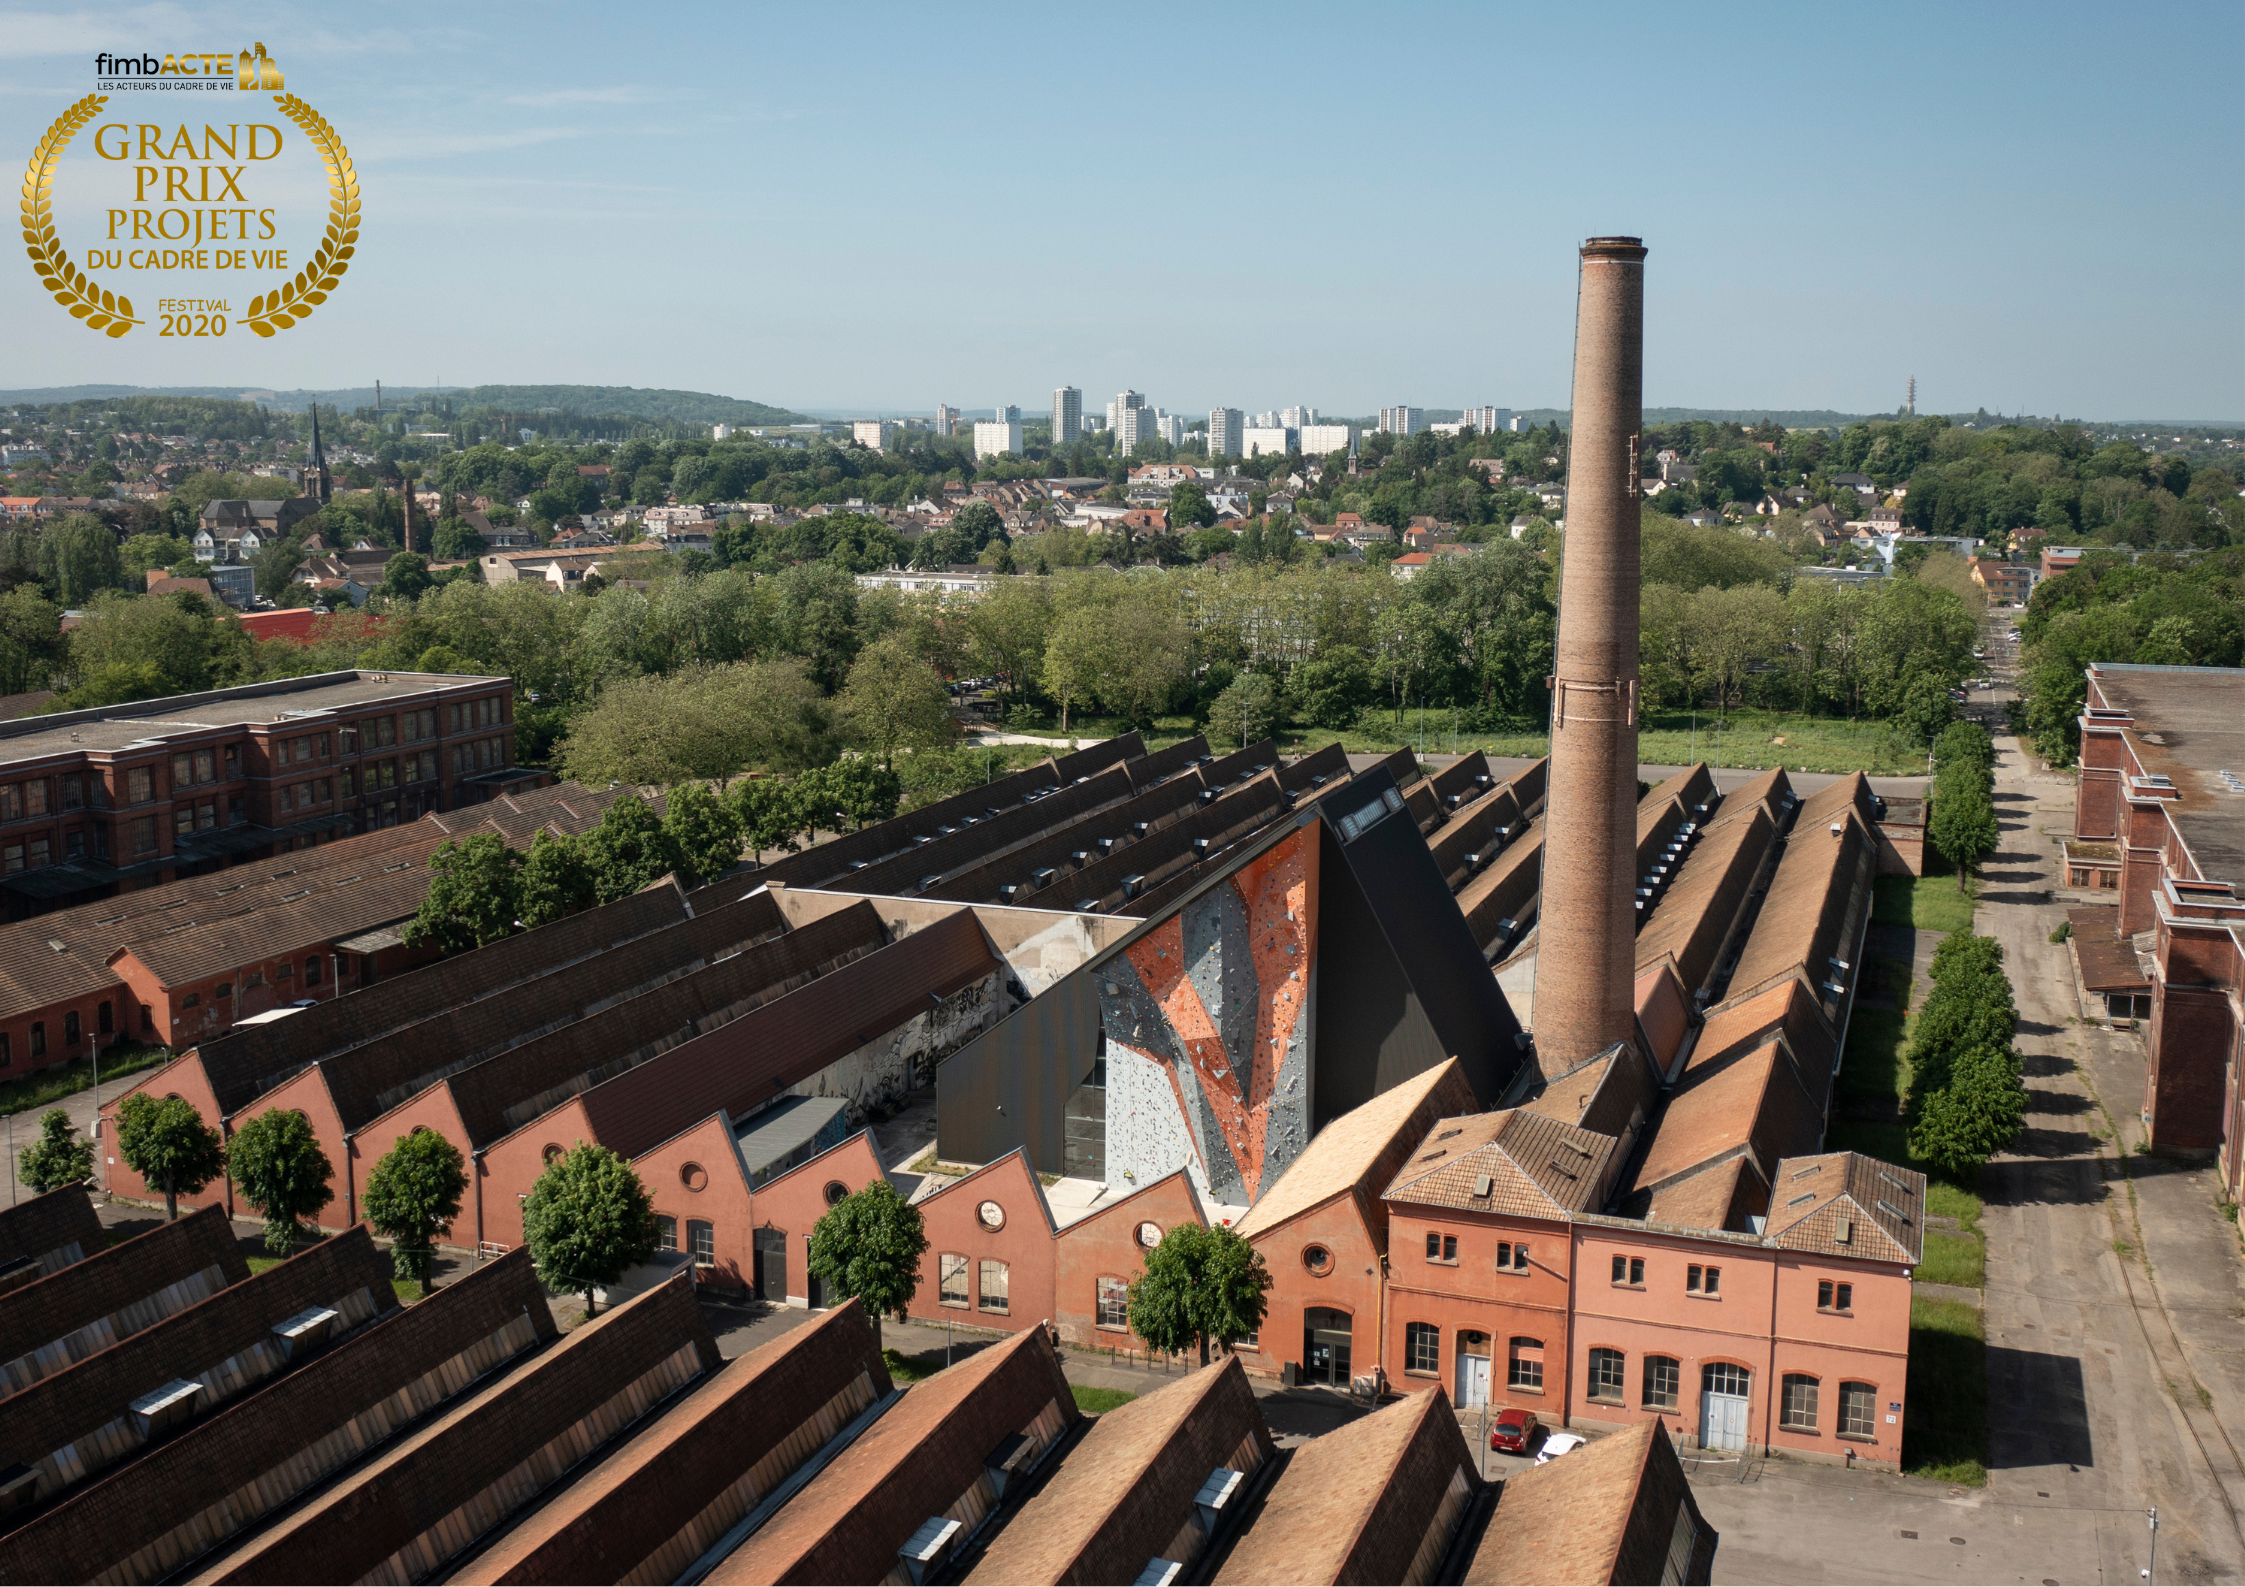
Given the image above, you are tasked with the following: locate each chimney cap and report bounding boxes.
[1581,236,1648,260]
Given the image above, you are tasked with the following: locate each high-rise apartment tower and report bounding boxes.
[1053,386,1082,444]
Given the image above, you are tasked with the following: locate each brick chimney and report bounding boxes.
[1534,236,1647,1071]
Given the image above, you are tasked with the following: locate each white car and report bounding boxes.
[1536,1432,1588,1463]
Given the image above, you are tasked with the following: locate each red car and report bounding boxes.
[1490,1407,1540,1454]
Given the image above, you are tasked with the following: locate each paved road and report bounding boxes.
[1974,728,2245,1585]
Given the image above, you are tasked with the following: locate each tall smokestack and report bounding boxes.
[1534,236,1647,1071]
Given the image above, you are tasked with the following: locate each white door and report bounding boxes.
[1455,1351,1490,1408]
[1699,1363,1751,1452]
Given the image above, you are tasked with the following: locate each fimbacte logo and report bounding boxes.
[20,43,360,341]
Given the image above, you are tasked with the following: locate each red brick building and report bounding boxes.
[0,668,521,921]
[2073,662,2245,1192]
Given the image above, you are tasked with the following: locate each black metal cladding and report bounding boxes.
[935,966,1103,1170]
[938,769,1523,1175]
[1313,769,1524,1124]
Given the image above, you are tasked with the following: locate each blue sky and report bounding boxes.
[4,1,2240,419]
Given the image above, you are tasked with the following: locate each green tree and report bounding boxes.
[114,1091,227,1220]
[1207,671,1278,748]
[1126,1223,1272,1366]
[838,631,955,770]
[662,780,745,886]
[1169,481,1217,529]
[362,1127,469,1289]
[18,1108,94,1194]
[431,516,488,561]
[253,535,306,602]
[581,795,684,901]
[37,514,123,604]
[403,832,524,951]
[1910,1043,2028,1178]
[806,1180,928,1346]
[0,585,63,695]
[1288,645,1375,730]
[521,1142,658,1315]
[950,498,1004,551]
[1929,779,1999,893]
[1042,606,1102,734]
[120,532,194,584]
[729,777,806,864]
[227,1107,337,1255]
[795,757,902,833]
[379,551,432,603]
[519,829,597,926]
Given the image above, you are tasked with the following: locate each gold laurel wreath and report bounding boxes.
[20,93,141,337]
[239,93,358,337]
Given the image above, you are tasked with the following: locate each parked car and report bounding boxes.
[1490,1407,1540,1453]
[1536,1432,1588,1463]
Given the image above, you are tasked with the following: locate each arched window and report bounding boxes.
[1703,1361,1751,1399]
[1405,1322,1440,1375]
[1643,1355,1680,1409]
[1781,1373,1820,1432]
[686,1220,714,1265]
[1587,1346,1626,1403]
[654,1215,677,1251]
[1508,1337,1544,1391]
[1840,1381,1877,1439]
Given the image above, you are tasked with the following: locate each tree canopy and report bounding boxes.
[806,1180,928,1345]
[521,1142,658,1315]
[227,1107,337,1255]
[113,1091,226,1220]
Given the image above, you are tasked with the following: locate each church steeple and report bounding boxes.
[308,405,332,505]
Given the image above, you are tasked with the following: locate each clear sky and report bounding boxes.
[4,1,2240,419]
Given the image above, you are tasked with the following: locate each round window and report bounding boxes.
[1302,1243,1333,1275]
[681,1162,709,1192]
[1136,1221,1162,1249]
[823,1180,849,1207]
[977,1199,1006,1230]
[541,1142,563,1165]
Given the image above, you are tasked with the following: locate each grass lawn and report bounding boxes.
[1916,1232,1987,1289]
[1903,1296,1989,1485]
[882,1346,931,1383]
[1071,1385,1138,1414]
[1872,872,1978,935]
[987,705,1930,775]
[1835,1007,1909,1111]
[0,1041,172,1118]
[247,1247,423,1304]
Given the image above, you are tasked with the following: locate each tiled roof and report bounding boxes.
[0,1202,246,1375]
[1794,771,1875,835]
[1235,1058,1477,1242]
[0,1184,100,1269]
[0,1226,398,1502]
[1633,804,1774,994]
[1690,974,1839,1110]
[0,818,433,1019]
[456,1300,891,1586]
[1641,1154,1760,1233]
[115,840,448,987]
[2069,907,2151,993]
[1723,813,1875,1011]
[710,1326,1077,1586]
[1765,1151,1926,1265]
[447,900,887,1149]
[2,1250,555,1584]
[252,889,788,1134]
[1383,1109,1615,1218]
[1622,1036,1824,1229]
[1466,1420,1715,1585]
[574,907,1000,1160]
[192,881,692,1116]
[202,1269,718,1584]
[966,1355,1273,1585]
[1215,1384,1475,1587]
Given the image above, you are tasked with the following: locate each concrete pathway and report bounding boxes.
[1975,727,2245,1584]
